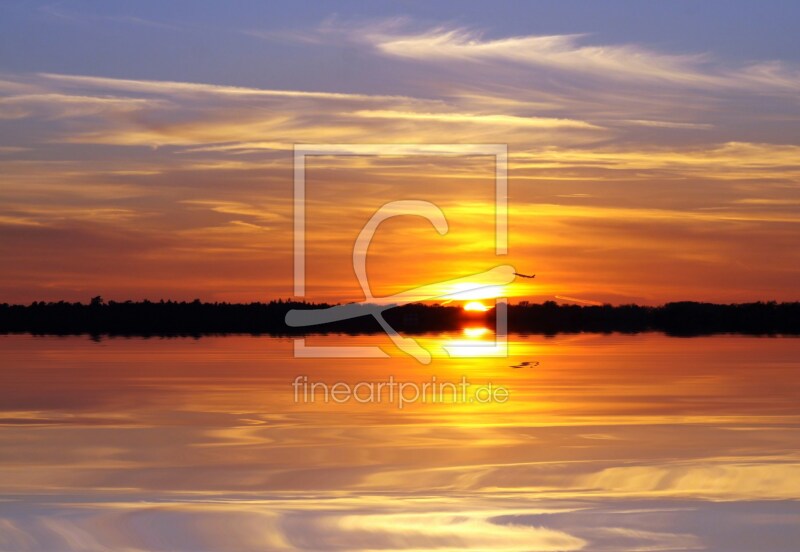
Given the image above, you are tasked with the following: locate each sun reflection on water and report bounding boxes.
[463,326,490,338]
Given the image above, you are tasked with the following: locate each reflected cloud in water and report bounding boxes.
[0,333,799,550]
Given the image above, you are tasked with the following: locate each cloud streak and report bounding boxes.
[366,25,800,93]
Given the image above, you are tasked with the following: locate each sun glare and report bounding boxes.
[463,326,490,338]
[463,301,490,312]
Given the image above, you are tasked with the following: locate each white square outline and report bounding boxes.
[293,144,508,359]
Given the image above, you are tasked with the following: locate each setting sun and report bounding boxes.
[463,301,490,312]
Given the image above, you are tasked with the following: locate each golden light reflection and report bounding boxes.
[434,325,506,358]
[463,326,490,338]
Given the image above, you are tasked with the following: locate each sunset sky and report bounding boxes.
[1,1,799,305]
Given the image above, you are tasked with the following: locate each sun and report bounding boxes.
[463,301,490,312]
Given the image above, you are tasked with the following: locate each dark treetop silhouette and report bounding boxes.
[1,298,799,337]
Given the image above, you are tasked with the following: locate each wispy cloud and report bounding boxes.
[38,73,415,102]
[364,24,800,94]
[0,93,165,120]
[240,19,800,139]
[0,73,603,147]
[373,28,717,86]
[352,110,602,130]
[39,4,180,30]
[512,142,800,180]
[621,119,713,130]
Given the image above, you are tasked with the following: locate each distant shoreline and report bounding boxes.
[1,299,799,337]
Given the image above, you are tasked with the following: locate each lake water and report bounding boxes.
[0,332,799,551]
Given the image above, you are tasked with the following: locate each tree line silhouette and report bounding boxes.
[1,297,799,337]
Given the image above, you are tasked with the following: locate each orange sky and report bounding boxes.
[2,24,800,305]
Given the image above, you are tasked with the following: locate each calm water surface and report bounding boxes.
[0,332,799,551]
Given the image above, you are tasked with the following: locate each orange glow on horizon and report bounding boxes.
[463,301,490,312]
